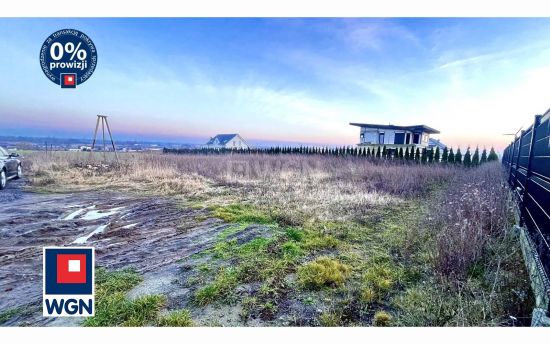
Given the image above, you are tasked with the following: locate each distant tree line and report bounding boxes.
[163,145,499,166]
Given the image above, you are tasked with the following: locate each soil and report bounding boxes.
[0,177,234,326]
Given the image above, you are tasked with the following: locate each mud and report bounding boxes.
[0,178,234,326]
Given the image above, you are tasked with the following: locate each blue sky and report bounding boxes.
[1,18,550,148]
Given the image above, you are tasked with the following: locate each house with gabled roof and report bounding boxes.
[349,122,440,150]
[203,134,249,150]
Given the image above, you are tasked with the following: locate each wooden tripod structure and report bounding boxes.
[90,115,118,162]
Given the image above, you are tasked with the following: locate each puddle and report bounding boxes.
[72,224,109,244]
[80,207,124,221]
[63,209,85,220]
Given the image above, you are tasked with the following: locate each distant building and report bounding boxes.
[203,134,249,150]
[428,138,447,150]
[349,123,440,149]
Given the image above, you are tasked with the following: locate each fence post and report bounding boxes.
[513,131,524,191]
[519,115,542,227]
[508,138,517,185]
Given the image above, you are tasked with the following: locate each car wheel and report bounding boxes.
[15,164,22,179]
[0,170,6,190]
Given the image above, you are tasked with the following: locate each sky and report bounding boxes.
[1,18,550,149]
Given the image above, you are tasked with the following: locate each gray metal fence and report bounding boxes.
[502,111,550,280]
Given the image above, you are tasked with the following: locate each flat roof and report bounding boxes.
[349,123,440,134]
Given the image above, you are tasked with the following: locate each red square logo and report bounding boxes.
[64,74,75,86]
[56,254,87,284]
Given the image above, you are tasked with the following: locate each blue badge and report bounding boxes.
[39,29,98,88]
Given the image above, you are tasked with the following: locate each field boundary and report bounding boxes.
[503,110,550,322]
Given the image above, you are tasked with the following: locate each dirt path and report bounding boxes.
[0,178,232,326]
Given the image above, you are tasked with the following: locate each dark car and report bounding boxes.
[0,146,22,190]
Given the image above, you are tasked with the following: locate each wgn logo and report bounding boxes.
[43,247,95,317]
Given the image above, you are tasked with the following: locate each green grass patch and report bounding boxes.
[83,268,166,327]
[0,307,23,324]
[210,204,275,224]
[194,267,239,306]
[285,227,304,242]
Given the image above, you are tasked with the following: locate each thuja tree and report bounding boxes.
[415,148,421,162]
[441,147,448,163]
[421,148,428,164]
[472,147,480,166]
[447,148,454,163]
[463,148,472,167]
[434,147,440,163]
[427,148,434,163]
[488,147,499,161]
[455,148,462,165]
[480,148,487,164]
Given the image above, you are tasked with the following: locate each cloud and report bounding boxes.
[340,19,419,51]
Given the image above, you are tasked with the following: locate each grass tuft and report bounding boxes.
[194,268,239,306]
[297,257,351,289]
[157,309,194,327]
[373,311,392,326]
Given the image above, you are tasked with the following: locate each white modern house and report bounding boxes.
[349,123,440,150]
[203,134,250,150]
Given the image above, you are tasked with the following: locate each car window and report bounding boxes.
[0,147,8,157]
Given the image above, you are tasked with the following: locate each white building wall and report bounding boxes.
[384,130,396,144]
[358,126,431,146]
[226,136,249,149]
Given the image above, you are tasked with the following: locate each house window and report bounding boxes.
[394,133,405,144]
[405,133,411,144]
[413,133,420,144]
[378,132,385,144]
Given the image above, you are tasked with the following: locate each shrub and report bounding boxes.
[297,257,351,289]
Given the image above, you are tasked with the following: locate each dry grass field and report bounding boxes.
[17,151,533,326]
